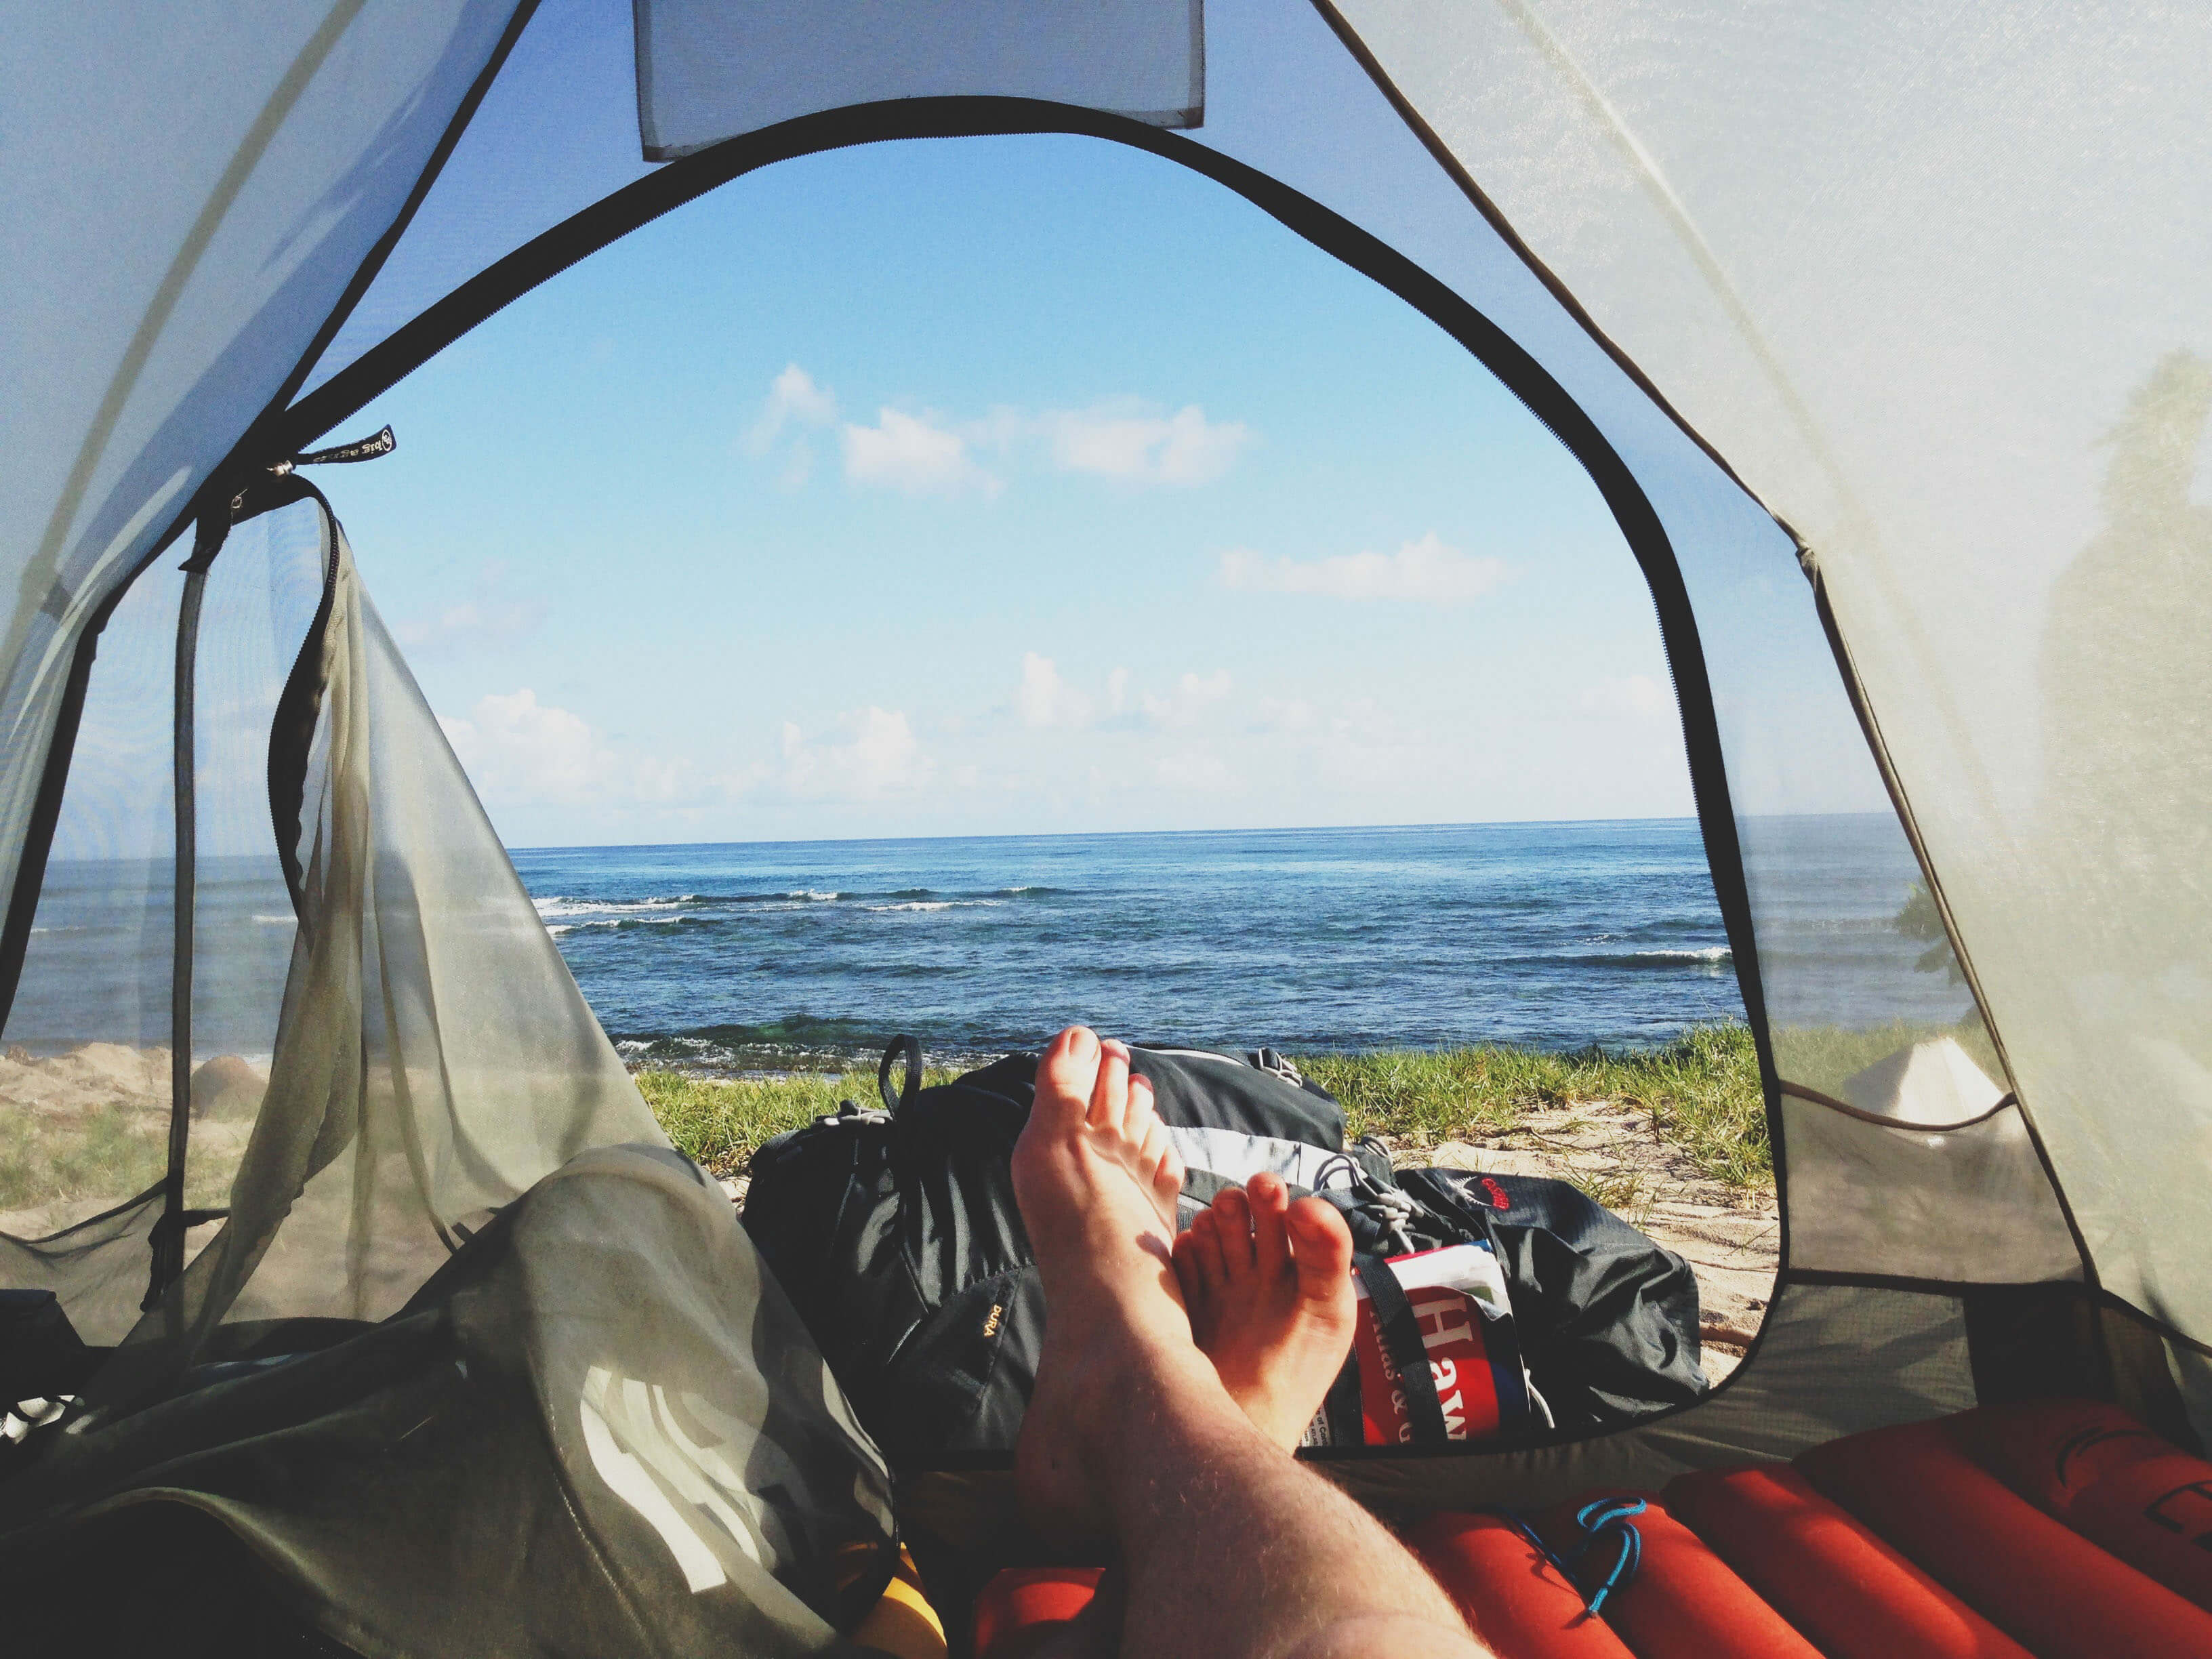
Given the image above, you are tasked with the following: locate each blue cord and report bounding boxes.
[1480,1501,1644,1617]
[1563,1497,1646,1615]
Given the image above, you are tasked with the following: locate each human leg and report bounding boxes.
[1010,1027,1487,1659]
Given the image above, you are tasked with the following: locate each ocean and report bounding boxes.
[4,817,1967,1072]
[508,816,1957,1074]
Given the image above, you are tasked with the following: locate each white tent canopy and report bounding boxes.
[3,0,2207,1645]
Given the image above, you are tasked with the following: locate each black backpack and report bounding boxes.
[741,1038,1705,1458]
[1391,1167,1709,1429]
[741,1038,1371,1458]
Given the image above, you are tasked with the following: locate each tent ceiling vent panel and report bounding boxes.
[632,0,1206,159]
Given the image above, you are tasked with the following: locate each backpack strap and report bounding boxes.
[1353,1253,1450,1446]
[878,1034,923,1114]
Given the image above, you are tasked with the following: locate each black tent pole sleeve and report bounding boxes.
[263,477,341,926]
[1353,1254,1449,1446]
[146,515,222,1309]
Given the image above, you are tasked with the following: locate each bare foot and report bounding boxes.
[1173,1173,1357,1451]
[1012,1028,1197,1542]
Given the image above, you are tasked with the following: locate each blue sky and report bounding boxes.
[333,131,1708,848]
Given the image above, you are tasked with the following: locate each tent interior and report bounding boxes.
[4,0,2207,1651]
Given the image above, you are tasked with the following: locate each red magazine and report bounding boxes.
[1350,1241,1534,1446]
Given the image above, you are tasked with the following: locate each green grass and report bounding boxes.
[640,1023,1775,1191]
[0,1106,250,1221]
[638,1066,960,1179]
[1303,1022,1769,1189]
[0,1101,169,1214]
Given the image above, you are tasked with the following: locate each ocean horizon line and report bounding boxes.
[504,808,1892,857]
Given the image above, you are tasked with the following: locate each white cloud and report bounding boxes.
[1140,668,1231,728]
[1218,532,1508,604]
[1046,402,1252,485]
[441,687,939,819]
[1252,695,1318,735]
[742,363,838,455]
[745,390,1253,497]
[1016,651,1093,729]
[779,706,933,798]
[440,689,727,814]
[1010,656,1231,733]
[441,689,612,801]
[394,562,547,655]
[842,409,1002,497]
[1579,674,1673,720]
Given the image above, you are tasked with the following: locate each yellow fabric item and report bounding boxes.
[853,1548,946,1659]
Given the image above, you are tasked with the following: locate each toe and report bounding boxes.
[1088,1039,1131,1132]
[1136,1109,1181,1222]
[1123,1066,1159,1138]
[1248,1173,1292,1276]
[1151,1120,1185,1204]
[1173,1235,1206,1313]
[1136,1108,1168,1170]
[1035,1027,1101,1122]
[1213,1185,1256,1277]
[1285,1195,1356,1304]
[1181,1209,1229,1296]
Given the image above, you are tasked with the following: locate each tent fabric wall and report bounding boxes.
[0,501,333,1343]
[0,487,887,1650]
[1330,0,2212,1351]
[0,0,525,951]
[293,0,658,405]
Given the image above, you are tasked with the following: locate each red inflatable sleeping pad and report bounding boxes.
[1404,1511,1633,1657]
[1533,1490,1820,1659]
[1957,1397,2212,1614]
[968,1404,2212,1657]
[1665,1462,2030,1658]
[1798,1413,2212,1658]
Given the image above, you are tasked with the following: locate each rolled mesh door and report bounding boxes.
[0,492,895,1656]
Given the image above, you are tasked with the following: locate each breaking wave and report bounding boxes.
[535,895,694,920]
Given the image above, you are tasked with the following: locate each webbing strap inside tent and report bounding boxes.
[1355,1252,1450,1445]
